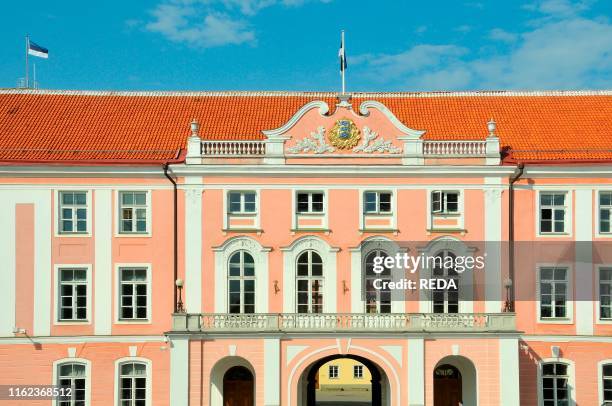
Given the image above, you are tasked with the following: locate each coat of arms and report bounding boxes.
[328,119,360,149]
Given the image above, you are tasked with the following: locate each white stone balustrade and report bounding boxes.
[422,140,488,156]
[201,140,266,156]
[172,312,516,333]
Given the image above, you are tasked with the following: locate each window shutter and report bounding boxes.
[432,191,442,213]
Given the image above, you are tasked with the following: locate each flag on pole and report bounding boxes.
[338,34,347,72]
[28,40,49,59]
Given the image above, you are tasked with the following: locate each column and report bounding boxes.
[264,338,281,406]
[184,178,203,313]
[484,183,503,313]
[94,189,112,334]
[575,189,593,335]
[499,337,520,406]
[170,335,190,405]
[408,339,425,406]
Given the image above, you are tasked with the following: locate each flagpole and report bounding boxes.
[25,35,29,88]
[341,30,346,95]
[33,63,36,89]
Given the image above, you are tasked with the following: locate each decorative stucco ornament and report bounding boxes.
[328,119,360,150]
[287,126,335,154]
[353,126,402,153]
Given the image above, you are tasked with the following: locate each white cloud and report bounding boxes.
[353,1,612,90]
[143,0,329,47]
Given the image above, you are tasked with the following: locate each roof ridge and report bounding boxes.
[1,89,612,97]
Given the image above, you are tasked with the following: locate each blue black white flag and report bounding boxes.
[28,40,49,59]
[338,35,347,72]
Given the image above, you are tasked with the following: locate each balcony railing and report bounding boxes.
[171,312,516,333]
[422,140,487,157]
[201,140,266,156]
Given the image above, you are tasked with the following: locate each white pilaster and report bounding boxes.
[170,335,190,406]
[484,182,503,313]
[0,192,16,336]
[407,339,425,406]
[575,189,593,335]
[184,177,203,313]
[499,337,520,406]
[32,190,52,336]
[264,338,280,406]
[94,190,113,335]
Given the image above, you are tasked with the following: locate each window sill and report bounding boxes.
[222,228,263,235]
[427,228,467,235]
[291,228,331,234]
[116,319,151,324]
[537,317,573,324]
[55,320,91,325]
[56,232,92,238]
[359,228,398,234]
[116,233,152,238]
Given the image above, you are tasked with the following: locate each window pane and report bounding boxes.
[75,193,86,205]
[121,192,133,205]
[553,194,565,205]
[541,194,552,206]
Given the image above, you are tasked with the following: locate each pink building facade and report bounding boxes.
[0,89,611,405]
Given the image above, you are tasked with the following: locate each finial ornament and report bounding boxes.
[190,119,200,137]
[487,118,497,137]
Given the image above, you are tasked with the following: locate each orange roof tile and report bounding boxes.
[0,89,610,163]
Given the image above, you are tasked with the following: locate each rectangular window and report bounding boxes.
[542,363,569,406]
[57,363,86,406]
[603,363,612,402]
[58,268,88,321]
[540,267,568,319]
[120,362,147,406]
[296,192,324,214]
[119,191,148,234]
[228,191,256,214]
[328,365,339,379]
[59,191,88,233]
[119,268,148,320]
[354,365,363,379]
[540,192,566,234]
[364,191,391,214]
[600,192,612,233]
[600,268,612,320]
[431,191,459,214]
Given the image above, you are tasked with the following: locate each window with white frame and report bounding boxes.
[600,192,612,234]
[365,250,391,314]
[119,362,147,406]
[59,191,88,234]
[540,192,567,234]
[432,251,459,314]
[119,268,148,320]
[354,364,363,379]
[364,191,391,214]
[228,191,256,214]
[296,250,323,313]
[228,251,255,314]
[296,192,324,214]
[57,362,87,406]
[541,362,570,406]
[328,365,339,379]
[119,192,148,234]
[58,268,88,321]
[600,268,612,320]
[540,267,568,319]
[431,191,459,214]
[603,363,612,403]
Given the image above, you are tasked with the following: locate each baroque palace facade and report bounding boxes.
[0,89,611,406]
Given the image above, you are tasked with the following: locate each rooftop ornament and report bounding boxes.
[487,118,497,138]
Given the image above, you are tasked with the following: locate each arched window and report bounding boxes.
[365,250,391,314]
[296,250,323,313]
[119,362,148,406]
[432,251,459,314]
[57,363,86,406]
[228,251,255,314]
[541,362,569,406]
[603,363,612,403]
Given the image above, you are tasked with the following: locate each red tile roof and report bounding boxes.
[0,89,611,164]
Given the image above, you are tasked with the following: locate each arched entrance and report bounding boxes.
[298,354,388,406]
[434,364,462,406]
[433,356,477,406]
[223,366,254,406]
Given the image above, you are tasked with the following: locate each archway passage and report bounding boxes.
[434,364,462,406]
[303,354,384,406]
[223,366,254,406]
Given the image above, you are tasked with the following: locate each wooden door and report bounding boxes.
[223,366,254,406]
[434,365,462,406]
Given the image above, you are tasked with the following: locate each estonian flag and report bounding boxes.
[28,40,49,59]
[338,36,347,72]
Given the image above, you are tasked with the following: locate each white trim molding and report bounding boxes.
[536,263,574,324]
[281,236,339,313]
[114,263,153,324]
[52,357,92,406]
[114,357,153,406]
[262,101,330,138]
[358,100,426,138]
[537,357,576,406]
[53,264,93,325]
[213,236,271,313]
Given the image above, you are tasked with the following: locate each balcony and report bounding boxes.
[171,312,516,334]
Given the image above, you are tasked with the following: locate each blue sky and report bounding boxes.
[1,0,611,91]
